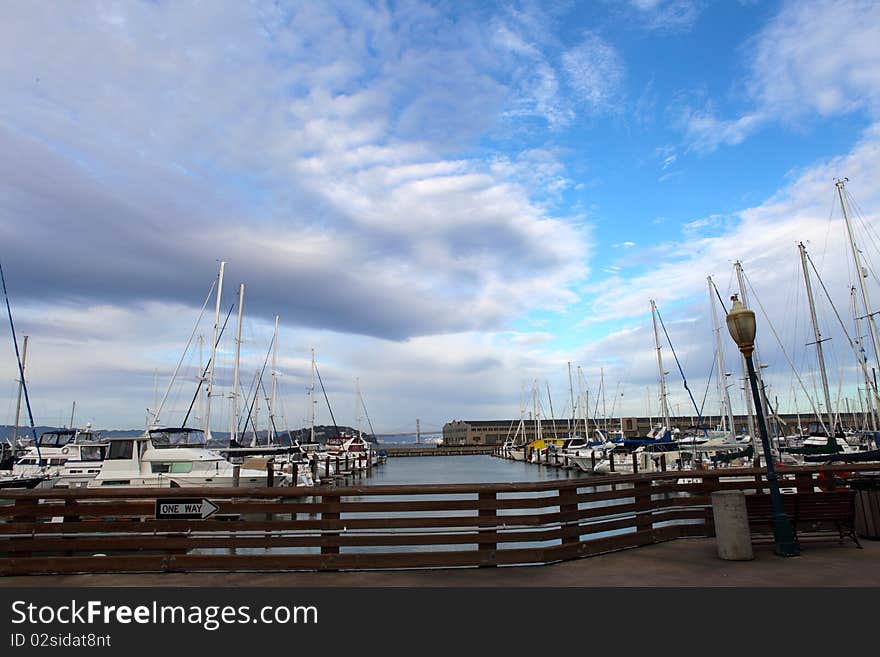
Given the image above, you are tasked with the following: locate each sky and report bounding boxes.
[2,0,880,435]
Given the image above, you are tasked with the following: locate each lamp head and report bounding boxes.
[726,294,756,357]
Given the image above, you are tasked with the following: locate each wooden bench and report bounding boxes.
[745,490,862,548]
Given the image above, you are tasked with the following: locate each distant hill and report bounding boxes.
[0,424,375,445]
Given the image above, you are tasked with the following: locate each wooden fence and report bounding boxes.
[1,463,876,576]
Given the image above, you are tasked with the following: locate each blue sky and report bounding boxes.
[2,1,880,433]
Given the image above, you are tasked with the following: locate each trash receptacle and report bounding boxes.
[852,477,880,540]
[711,490,753,560]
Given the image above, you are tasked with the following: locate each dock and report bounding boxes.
[382,446,494,457]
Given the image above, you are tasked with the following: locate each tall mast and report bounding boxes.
[852,285,877,430]
[152,368,159,425]
[567,361,574,437]
[196,335,204,426]
[309,347,316,444]
[708,276,736,439]
[204,261,226,440]
[253,368,260,446]
[230,282,245,445]
[69,401,76,429]
[733,262,762,454]
[12,335,27,444]
[799,242,836,433]
[600,367,607,434]
[650,299,672,431]
[269,314,279,444]
[356,377,363,439]
[838,179,880,412]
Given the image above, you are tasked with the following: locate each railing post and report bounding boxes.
[609,453,615,472]
[795,471,812,494]
[266,458,275,487]
[634,479,652,535]
[320,493,340,569]
[325,456,331,480]
[478,491,497,567]
[14,497,38,559]
[632,452,639,474]
[558,485,579,548]
[660,454,667,472]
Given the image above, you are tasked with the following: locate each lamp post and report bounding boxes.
[726,294,800,557]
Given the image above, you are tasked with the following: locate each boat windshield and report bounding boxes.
[37,431,77,447]
[149,428,206,449]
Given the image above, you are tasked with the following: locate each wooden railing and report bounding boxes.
[1,463,876,576]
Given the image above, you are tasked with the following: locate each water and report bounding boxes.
[355,454,581,485]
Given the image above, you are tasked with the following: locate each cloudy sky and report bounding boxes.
[2,0,880,434]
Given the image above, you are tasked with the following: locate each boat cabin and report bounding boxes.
[148,427,207,449]
[37,430,77,448]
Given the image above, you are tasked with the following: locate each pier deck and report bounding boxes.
[3,537,878,587]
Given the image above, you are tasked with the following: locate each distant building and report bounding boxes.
[441,412,868,446]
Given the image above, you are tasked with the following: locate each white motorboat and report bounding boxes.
[88,427,293,488]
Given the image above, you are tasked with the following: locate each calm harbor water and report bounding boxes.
[352,453,582,485]
[208,455,638,558]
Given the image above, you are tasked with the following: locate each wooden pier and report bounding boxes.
[1,463,876,576]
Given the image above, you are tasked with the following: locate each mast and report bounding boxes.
[152,368,159,425]
[839,179,880,390]
[852,285,877,430]
[709,276,736,439]
[309,348,316,444]
[567,361,574,437]
[230,282,245,445]
[600,367,607,434]
[270,314,279,444]
[356,377,363,439]
[204,261,226,440]
[69,401,76,429]
[252,369,260,447]
[799,242,836,434]
[12,335,27,444]
[650,299,672,431]
[196,335,204,426]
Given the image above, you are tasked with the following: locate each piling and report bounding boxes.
[711,490,753,561]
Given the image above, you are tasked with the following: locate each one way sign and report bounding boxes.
[155,498,219,520]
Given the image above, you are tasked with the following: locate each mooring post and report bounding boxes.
[477,491,498,567]
[320,493,341,569]
[266,458,275,487]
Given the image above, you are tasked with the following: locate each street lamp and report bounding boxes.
[726,294,800,557]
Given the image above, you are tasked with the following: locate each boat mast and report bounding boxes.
[309,348,316,444]
[708,276,736,439]
[229,283,245,445]
[650,299,672,431]
[252,368,260,446]
[852,285,877,430]
[356,377,363,439]
[269,314,279,444]
[196,335,204,426]
[204,261,226,440]
[69,401,76,429]
[567,361,574,437]
[799,242,836,434]
[600,366,608,435]
[11,334,27,444]
[838,178,880,414]
[1,262,39,462]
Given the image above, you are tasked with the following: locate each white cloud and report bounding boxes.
[677,0,880,152]
[562,33,626,114]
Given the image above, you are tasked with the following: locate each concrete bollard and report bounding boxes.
[711,490,753,561]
